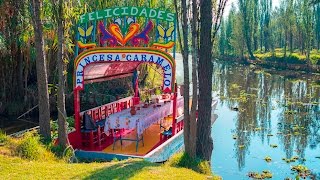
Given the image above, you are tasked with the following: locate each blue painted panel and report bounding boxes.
[144,131,184,163]
[75,150,141,162]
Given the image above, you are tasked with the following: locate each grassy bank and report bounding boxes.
[0,155,213,179]
[0,131,220,180]
[254,49,320,65]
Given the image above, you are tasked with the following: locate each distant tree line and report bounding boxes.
[217,0,320,65]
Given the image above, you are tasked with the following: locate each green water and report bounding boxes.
[211,61,320,179]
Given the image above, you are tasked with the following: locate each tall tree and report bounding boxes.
[196,0,228,161]
[219,19,226,55]
[52,0,69,148]
[30,0,51,140]
[197,0,213,161]
[174,0,191,155]
[252,0,259,51]
[225,6,234,55]
[239,0,255,59]
[261,0,272,52]
[315,3,320,49]
[189,0,199,158]
[302,0,314,66]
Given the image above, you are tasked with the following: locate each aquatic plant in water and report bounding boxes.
[270,144,278,148]
[264,156,272,163]
[291,165,312,179]
[247,170,273,179]
[282,156,300,163]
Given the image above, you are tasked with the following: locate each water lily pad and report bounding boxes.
[270,144,278,148]
[264,156,272,162]
[282,158,291,163]
[247,170,273,179]
[292,156,299,160]
[291,165,311,178]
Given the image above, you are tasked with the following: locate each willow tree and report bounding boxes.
[30,0,51,139]
[239,0,255,59]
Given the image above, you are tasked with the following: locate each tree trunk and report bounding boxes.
[30,0,51,140]
[260,23,263,52]
[240,1,255,60]
[17,47,24,97]
[55,0,69,148]
[189,0,198,158]
[174,0,190,155]
[284,31,287,57]
[196,0,213,161]
[181,0,190,155]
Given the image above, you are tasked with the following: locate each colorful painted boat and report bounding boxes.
[68,6,218,162]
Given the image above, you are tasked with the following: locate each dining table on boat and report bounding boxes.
[103,97,183,136]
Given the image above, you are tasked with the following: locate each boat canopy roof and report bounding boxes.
[84,61,141,84]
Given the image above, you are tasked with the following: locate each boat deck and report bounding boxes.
[103,123,165,156]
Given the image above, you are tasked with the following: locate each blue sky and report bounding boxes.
[224,0,280,17]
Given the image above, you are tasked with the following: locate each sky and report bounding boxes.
[224,0,280,17]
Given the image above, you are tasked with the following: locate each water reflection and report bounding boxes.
[211,61,320,179]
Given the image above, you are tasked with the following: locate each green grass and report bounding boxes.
[166,153,221,179]
[0,133,218,179]
[0,155,212,180]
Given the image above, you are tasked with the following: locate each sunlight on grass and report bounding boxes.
[254,49,320,65]
[0,133,214,180]
[0,155,212,180]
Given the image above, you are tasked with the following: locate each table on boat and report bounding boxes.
[104,97,183,151]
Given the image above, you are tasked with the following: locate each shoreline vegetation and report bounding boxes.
[0,131,221,180]
[218,49,320,73]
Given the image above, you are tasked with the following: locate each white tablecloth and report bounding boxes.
[104,97,183,135]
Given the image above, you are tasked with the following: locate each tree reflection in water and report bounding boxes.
[212,61,320,177]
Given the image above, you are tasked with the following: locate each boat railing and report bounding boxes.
[79,96,134,123]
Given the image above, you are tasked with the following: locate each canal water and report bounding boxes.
[211,61,320,179]
[0,116,38,135]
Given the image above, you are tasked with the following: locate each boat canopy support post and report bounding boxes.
[74,89,81,145]
[172,83,177,135]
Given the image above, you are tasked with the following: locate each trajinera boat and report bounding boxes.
[68,6,218,162]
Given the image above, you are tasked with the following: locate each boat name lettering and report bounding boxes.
[79,7,175,24]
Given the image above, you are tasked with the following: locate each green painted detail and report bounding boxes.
[79,7,176,24]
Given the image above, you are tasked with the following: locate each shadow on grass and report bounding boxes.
[81,159,158,179]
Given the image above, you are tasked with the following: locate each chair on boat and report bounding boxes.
[81,113,103,149]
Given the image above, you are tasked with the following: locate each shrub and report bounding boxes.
[310,54,320,65]
[286,54,306,64]
[0,130,8,144]
[166,152,213,176]
[16,132,54,161]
